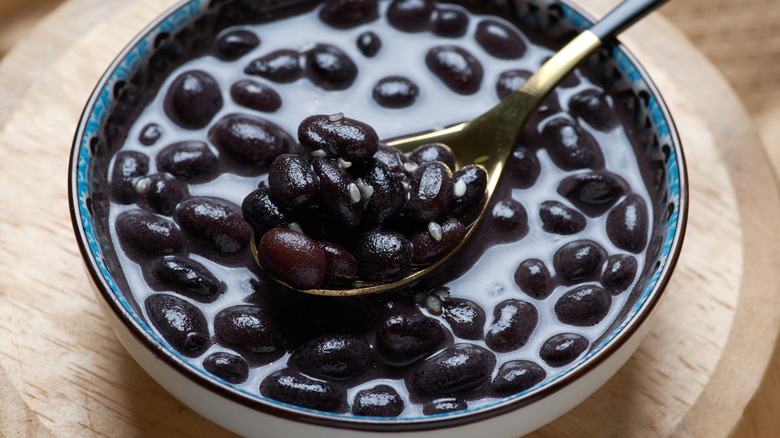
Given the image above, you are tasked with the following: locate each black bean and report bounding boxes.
[203,351,249,384]
[304,44,358,91]
[354,159,406,225]
[485,299,538,352]
[406,162,454,223]
[139,123,162,146]
[450,164,487,218]
[293,334,372,380]
[539,200,586,235]
[230,79,282,113]
[372,76,420,109]
[209,113,294,166]
[557,171,628,217]
[542,117,605,171]
[163,70,223,129]
[422,398,467,415]
[408,143,456,171]
[555,284,611,327]
[506,147,540,189]
[376,314,445,366]
[215,29,260,60]
[241,187,291,234]
[496,71,560,137]
[156,141,219,183]
[138,173,189,215]
[374,143,408,180]
[352,384,404,417]
[150,255,224,300]
[362,292,417,321]
[387,0,435,32]
[569,89,616,132]
[146,294,209,357]
[552,240,606,284]
[513,258,553,300]
[260,369,345,412]
[256,228,328,290]
[110,151,149,204]
[244,49,302,83]
[318,240,358,282]
[433,8,469,38]
[268,154,320,209]
[215,305,285,353]
[426,45,483,95]
[490,199,528,241]
[408,344,494,396]
[539,333,589,367]
[311,157,364,227]
[496,69,531,100]
[410,217,466,265]
[174,197,251,254]
[298,114,379,164]
[319,0,379,29]
[441,298,485,340]
[357,31,382,57]
[491,360,546,396]
[606,193,648,253]
[475,19,526,59]
[115,210,184,257]
[601,254,638,294]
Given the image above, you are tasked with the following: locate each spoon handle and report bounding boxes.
[589,0,670,40]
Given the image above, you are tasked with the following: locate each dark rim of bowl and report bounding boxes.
[69,0,688,432]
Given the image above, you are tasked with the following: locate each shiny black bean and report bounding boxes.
[268,154,320,209]
[601,254,638,294]
[491,360,546,396]
[215,29,260,60]
[408,143,456,171]
[312,157,364,227]
[606,193,648,253]
[539,333,589,367]
[490,199,528,241]
[352,384,404,417]
[316,240,357,282]
[156,141,219,183]
[256,228,328,290]
[569,89,616,132]
[230,79,282,112]
[542,117,604,171]
[376,314,445,366]
[138,173,189,215]
[406,162,454,223]
[433,8,469,37]
[422,398,467,415]
[450,164,487,218]
[426,45,483,95]
[485,299,538,352]
[555,284,611,327]
[241,187,291,234]
[408,344,495,396]
[110,151,149,204]
[146,294,209,357]
[557,171,629,217]
[304,44,358,91]
[319,0,379,29]
[174,197,251,254]
[260,369,345,412]
[357,31,382,57]
[354,159,406,225]
[506,147,540,189]
[244,49,302,83]
[441,298,486,340]
[552,240,606,284]
[387,0,435,32]
[214,305,284,353]
[372,76,420,109]
[115,210,183,257]
[475,19,526,59]
[362,292,417,321]
[163,70,223,129]
[298,114,379,164]
[203,351,249,384]
[539,200,586,235]
[209,113,294,166]
[410,216,466,265]
[373,143,408,180]
[150,255,224,300]
[139,123,162,146]
[293,334,372,380]
[513,258,553,300]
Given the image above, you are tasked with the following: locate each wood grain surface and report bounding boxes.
[0,0,779,436]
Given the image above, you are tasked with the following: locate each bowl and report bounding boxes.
[69,0,687,436]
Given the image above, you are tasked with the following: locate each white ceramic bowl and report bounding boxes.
[69,0,687,436]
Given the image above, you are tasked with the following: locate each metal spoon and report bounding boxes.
[254,0,669,296]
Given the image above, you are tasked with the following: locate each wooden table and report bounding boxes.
[1,0,779,436]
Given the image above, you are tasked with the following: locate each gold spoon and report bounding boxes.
[254,0,669,296]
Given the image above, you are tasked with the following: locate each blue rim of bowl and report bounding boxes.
[69,0,688,432]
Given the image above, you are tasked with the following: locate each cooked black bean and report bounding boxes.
[139,123,162,146]
[163,70,223,129]
[241,187,291,234]
[312,157,364,227]
[268,154,320,209]
[441,298,485,340]
[426,45,483,95]
[260,369,345,412]
[115,210,184,257]
[357,31,382,57]
[433,8,469,37]
[553,240,606,284]
[387,0,435,32]
[110,151,149,204]
[406,161,454,223]
[408,143,456,170]
[352,384,404,417]
[374,143,409,180]
[298,114,379,164]
[557,171,629,217]
[304,44,358,91]
[506,147,540,189]
[491,360,546,396]
[156,141,219,183]
[485,299,538,352]
[150,255,224,300]
[209,113,294,166]
[372,76,420,109]
[319,0,379,29]
[174,197,251,255]
[539,333,589,367]
[215,305,284,353]
[256,228,328,290]
[450,164,487,218]
[569,89,616,132]
[408,344,494,396]
[362,292,417,321]
[542,117,604,171]
[513,258,553,300]
[555,284,611,327]
[410,216,466,264]
[606,193,649,253]
[376,314,445,366]
[495,69,531,100]
[601,254,638,294]
[203,351,249,384]
[539,200,586,235]
[293,334,372,380]
[244,49,302,83]
[355,158,406,225]
[215,29,260,60]
[475,19,526,59]
[497,71,560,137]
[138,173,189,215]
[490,199,528,241]
[230,79,282,113]
[319,241,359,282]
[146,294,209,357]
[422,398,467,415]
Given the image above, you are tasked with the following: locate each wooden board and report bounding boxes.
[1,0,779,436]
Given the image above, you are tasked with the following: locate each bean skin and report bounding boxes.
[256,228,328,290]
[163,70,223,129]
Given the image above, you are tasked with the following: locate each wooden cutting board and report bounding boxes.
[1,0,779,436]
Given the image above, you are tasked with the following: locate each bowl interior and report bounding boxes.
[70,0,686,429]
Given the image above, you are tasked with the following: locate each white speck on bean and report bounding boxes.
[428,221,443,242]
